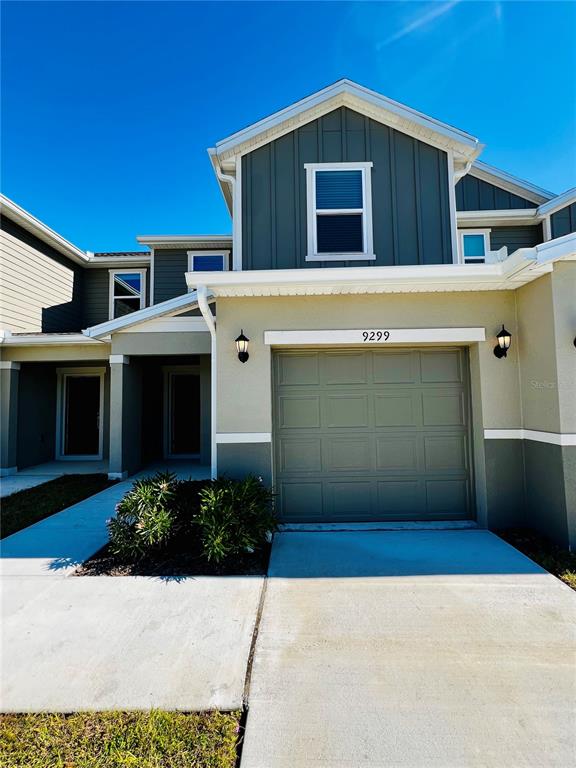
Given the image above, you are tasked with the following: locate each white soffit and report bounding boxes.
[211,79,482,166]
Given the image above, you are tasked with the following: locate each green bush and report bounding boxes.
[196,476,276,563]
[108,472,178,559]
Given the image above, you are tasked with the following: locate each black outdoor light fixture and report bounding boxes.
[235,330,250,363]
[494,324,512,359]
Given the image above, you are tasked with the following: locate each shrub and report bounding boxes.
[196,476,276,563]
[108,472,178,559]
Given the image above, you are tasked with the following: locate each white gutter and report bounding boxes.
[197,284,217,479]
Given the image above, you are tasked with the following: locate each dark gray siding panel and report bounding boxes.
[16,363,57,468]
[154,250,188,303]
[551,202,576,238]
[242,107,452,269]
[489,225,543,253]
[83,269,110,327]
[455,175,536,210]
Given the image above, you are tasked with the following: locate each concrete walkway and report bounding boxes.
[241,530,576,768]
[1,463,209,577]
[1,463,264,712]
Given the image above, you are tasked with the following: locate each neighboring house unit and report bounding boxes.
[1,80,575,548]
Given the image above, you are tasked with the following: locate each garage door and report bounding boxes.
[273,348,473,522]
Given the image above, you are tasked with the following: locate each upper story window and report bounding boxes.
[109,270,146,319]
[187,250,230,273]
[305,162,374,262]
[459,230,490,264]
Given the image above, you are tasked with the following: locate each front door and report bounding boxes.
[61,374,102,457]
[166,371,201,457]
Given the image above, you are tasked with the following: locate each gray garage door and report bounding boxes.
[273,348,474,522]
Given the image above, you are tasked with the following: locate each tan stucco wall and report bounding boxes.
[0,343,110,362]
[111,332,211,356]
[551,262,576,434]
[215,291,522,435]
[517,264,576,434]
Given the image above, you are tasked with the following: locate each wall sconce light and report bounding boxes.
[235,330,249,363]
[494,325,512,359]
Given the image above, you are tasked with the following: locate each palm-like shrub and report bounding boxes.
[196,476,276,563]
[108,471,177,559]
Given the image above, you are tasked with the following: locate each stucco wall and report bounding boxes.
[215,291,521,436]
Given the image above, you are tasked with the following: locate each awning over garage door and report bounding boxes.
[273,348,473,522]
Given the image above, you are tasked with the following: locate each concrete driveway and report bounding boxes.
[241,530,576,768]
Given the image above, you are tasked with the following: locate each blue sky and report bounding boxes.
[2,1,575,251]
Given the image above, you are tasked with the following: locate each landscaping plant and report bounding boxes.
[196,475,276,563]
[108,472,178,559]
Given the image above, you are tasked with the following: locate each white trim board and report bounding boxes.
[216,433,272,444]
[484,429,576,446]
[264,328,486,346]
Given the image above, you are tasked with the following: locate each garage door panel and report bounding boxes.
[324,394,369,428]
[277,353,319,386]
[321,351,368,385]
[377,480,425,515]
[426,479,468,516]
[373,351,416,384]
[279,395,321,429]
[420,350,462,383]
[328,481,373,518]
[279,438,322,473]
[424,435,468,472]
[280,481,323,519]
[374,392,421,427]
[274,349,473,522]
[376,436,419,472]
[422,392,466,427]
[326,438,372,472]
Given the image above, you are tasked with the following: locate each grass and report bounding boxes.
[1,475,115,539]
[498,528,576,590]
[0,710,241,768]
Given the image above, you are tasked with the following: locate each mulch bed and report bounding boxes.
[497,527,576,591]
[75,537,271,577]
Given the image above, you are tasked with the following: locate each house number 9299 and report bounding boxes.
[362,331,390,342]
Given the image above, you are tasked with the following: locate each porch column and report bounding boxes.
[108,355,130,480]
[0,361,20,475]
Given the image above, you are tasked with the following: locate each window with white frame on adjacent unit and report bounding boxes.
[459,230,491,264]
[305,162,374,261]
[187,251,229,272]
[109,270,146,319]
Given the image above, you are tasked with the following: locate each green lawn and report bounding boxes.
[1,475,115,539]
[0,711,241,768]
[498,528,576,590]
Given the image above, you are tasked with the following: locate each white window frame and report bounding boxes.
[458,229,491,264]
[305,162,375,262]
[108,269,146,320]
[187,250,230,273]
[55,367,106,461]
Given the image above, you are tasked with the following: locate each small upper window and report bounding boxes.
[305,163,374,261]
[459,231,490,264]
[109,270,146,319]
[187,251,229,273]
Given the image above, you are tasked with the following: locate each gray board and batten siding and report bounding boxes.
[551,203,576,239]
[241,106,453,269]
[455,175,537,210]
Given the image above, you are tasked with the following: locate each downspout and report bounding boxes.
[197,284,217,479]
[214,158,241,271]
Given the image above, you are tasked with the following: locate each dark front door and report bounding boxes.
[169,373,201,456]
[64,375,101,456]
